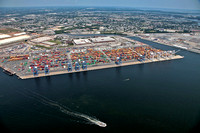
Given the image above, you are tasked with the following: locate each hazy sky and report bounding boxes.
[0,0,200,10]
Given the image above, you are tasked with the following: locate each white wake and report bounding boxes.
[19,90,107,127]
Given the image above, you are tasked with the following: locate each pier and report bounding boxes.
[0,65,16,76]
[0,36,185,80]
[18,55,183,80]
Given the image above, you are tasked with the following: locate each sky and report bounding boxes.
[0,0,200,10]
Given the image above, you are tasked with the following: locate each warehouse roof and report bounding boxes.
[42,41,56,46]
[0,34,11,39]
[31,37,53,43]
[0,35,30,45]
[90,37,115,43]
[73,39,91,45]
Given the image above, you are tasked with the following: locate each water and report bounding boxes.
[0,36,200,133]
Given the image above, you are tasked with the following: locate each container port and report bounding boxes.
[0,36,184,79]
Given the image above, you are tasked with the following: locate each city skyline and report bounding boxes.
[0,0,200,10]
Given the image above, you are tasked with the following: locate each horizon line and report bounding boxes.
[0,5,200,11]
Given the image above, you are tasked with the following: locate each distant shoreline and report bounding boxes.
[135,36,200,54]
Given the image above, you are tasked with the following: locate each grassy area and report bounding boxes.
[48,40,62,45]
[35,45,52,49]
[0,28,21,34]
[144,29,170,33]
[54,30,70,34]
[68,42,74,46]
[55,30,64,34]
[100,31,127,35]
[67,44,75,47]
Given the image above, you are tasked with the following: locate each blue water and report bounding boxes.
[0,36,200,133]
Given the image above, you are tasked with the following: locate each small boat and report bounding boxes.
[123,78,130,81]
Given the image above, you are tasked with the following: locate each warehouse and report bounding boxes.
[40,41,57,47]
[14,32,26,36]
[0,34,11,39]
[73,39,91,45]
[31,36,53,43]
[90,37,115,43]
[0,35,30,46]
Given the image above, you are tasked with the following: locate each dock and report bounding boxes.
[0,65,16,76]
[18,55,183,80]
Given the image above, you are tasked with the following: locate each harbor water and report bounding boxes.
[0,36,200,133]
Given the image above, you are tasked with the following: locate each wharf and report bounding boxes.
[18,55,184,80]
[0,65,16,75]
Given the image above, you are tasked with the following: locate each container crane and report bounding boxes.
[138,54,145,62]
[115,57,122,65]
[45,65,49,75]
[75,62,80,71]
[33,66,38,76]
[82,61,87,70]
[67,62,73,72]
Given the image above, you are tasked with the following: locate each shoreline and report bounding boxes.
[18,55,184,80]
[136,36,200,54]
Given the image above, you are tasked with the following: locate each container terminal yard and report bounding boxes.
[0,35,183,79]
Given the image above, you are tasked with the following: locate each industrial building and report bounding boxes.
[73,37,115,46]
[31,36,53,43]
[0,34,11,39]
[73,39,91,45]
[0,35,30,46]
[90,37,115,43]
[13,32,26,36]
[39,41,56,47]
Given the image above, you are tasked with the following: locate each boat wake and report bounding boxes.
[18,90,107,127]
